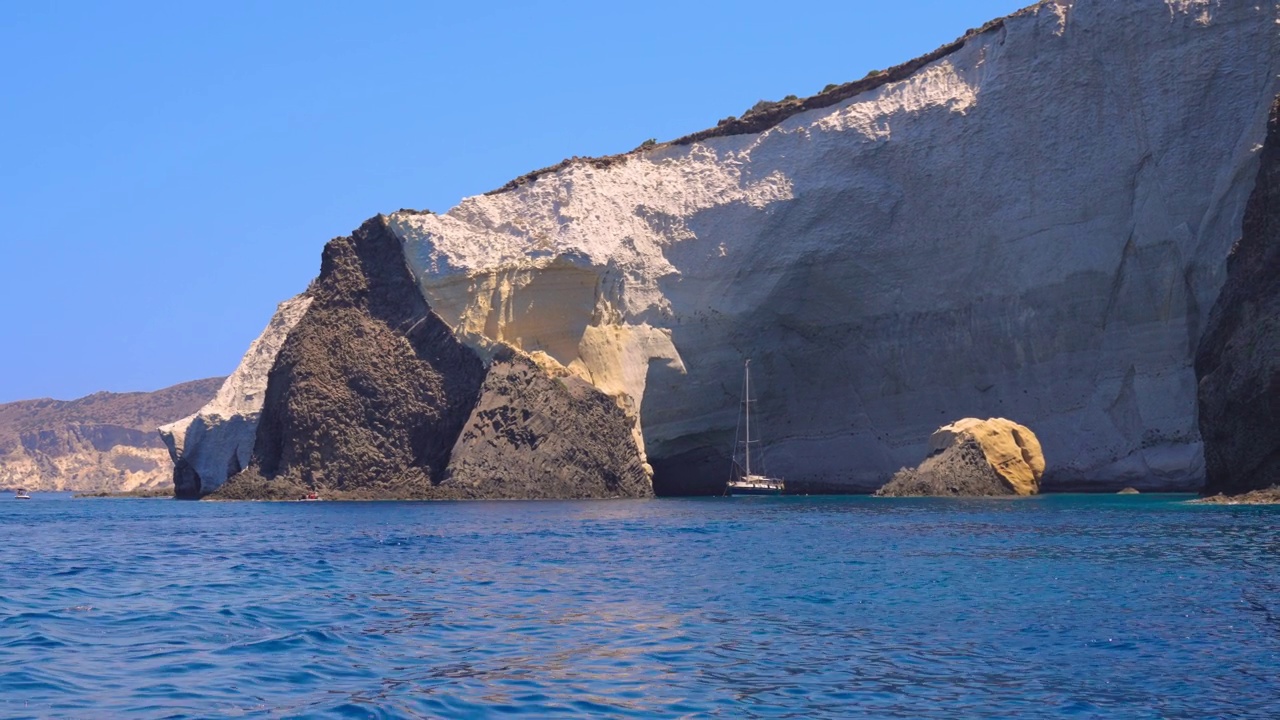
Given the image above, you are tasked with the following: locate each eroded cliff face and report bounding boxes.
[160,295,312,498]
[0,379,222,492]
[1196,96,1280,495]
[393,0,1280,492]
[175,0,1280,496]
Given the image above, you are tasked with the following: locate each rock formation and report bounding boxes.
[0,378,222,493]
[160,295,311,498]
[206,216,652,500]
[1195,97,1280,497]
[233,216,487,497]
[875,418,1044,497]
[441,348,652,499]
[170,0,1280,496]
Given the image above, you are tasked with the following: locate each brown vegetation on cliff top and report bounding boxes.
[484,6,1037,197]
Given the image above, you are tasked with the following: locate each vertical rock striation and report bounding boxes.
[1195,96,1280,496]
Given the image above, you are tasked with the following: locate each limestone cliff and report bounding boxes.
[176,0,1280,495]
[1195,96,1280,496]
[0,378,222,492]
[394,0,1280,492]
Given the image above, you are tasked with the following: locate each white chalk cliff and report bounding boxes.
[169,0,1280,494]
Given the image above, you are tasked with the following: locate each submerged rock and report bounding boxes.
[875,418,1044,497]
[1194,487,1280,505]
[1195,96,1280,497]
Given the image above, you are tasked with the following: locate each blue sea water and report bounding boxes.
[1,494,1278,719]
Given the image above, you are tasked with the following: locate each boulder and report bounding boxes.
[441,348,653,499]
[875,418,1044,497]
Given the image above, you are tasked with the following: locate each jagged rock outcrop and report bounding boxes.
[875,418,1044,497]
[217,216,652,500]
[160,295,311,498]
[237,216,486,496]
[0,379,222,492]
[178,0,1280,496]
[442,348,652,499]
[1195,96,1280,496]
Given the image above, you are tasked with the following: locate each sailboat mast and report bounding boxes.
[744,359,751,477]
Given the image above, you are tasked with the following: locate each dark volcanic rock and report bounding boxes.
[226,215,653,501]
[874,440,1015,498]
[241,215,487,496]
[1196,95,1280,496]
[441,349,652,499]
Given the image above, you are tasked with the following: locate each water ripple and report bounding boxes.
[1,494,1278,717]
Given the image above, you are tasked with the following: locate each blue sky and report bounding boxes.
[0,0,1027,402]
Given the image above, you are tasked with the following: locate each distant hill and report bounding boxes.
[0,378,224,493]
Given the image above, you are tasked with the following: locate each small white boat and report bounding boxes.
[15,488,31,500]
[298,492,321,502]
[727,359,785,496]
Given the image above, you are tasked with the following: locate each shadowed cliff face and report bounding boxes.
[246,216,487,494]
[1196,95,1280,496]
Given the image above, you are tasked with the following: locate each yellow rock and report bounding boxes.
[929,418,1045,495]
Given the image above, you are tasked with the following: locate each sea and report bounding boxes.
[1,494,1278,719]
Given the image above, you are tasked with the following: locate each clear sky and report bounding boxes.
[0,0,1028,403]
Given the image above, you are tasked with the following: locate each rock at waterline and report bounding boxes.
[875,418,1045,497]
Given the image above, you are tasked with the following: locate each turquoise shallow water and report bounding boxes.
[1,494,1278,718]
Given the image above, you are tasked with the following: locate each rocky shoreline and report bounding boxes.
[1192,488,1280,505]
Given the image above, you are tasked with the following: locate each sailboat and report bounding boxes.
[727,359,785,496]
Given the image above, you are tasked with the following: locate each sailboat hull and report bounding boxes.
[727,484,784,496]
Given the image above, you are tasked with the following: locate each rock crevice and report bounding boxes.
[1195,95,1280,495]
